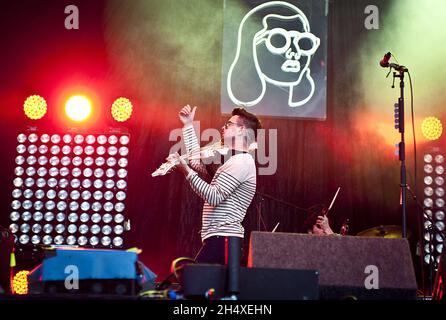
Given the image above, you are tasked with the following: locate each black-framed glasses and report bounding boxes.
[223,120,242,129]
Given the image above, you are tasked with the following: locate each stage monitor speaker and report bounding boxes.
[248,231,417,300]
[181,264,319,300]
[28,247,156,296]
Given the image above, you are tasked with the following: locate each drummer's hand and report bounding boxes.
[166,152,191,176]
[179,104,197,125]
[315,215,334,235]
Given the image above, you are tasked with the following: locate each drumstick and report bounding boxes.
[326,187,341,216]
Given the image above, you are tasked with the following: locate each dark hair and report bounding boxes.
[301,213,318,233]
[231,108,262,140]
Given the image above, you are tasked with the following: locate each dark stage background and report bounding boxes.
[0,0,445,283]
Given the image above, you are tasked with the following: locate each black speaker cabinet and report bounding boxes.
[181,264,319,300]
[248,232,417,300]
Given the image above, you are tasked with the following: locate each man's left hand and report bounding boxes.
[166,152,191,176]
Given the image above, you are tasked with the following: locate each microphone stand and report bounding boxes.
[390,63,409,239]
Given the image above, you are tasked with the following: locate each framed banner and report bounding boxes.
[221,0,328,119]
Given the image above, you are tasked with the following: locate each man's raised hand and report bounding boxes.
[179,104,197,125]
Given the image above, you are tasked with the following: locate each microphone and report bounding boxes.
[380,52,391,67]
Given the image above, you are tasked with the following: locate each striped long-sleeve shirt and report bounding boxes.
[182,124,257,241]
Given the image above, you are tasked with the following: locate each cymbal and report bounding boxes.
[356,225,411,238]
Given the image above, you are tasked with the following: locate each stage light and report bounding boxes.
[10,132,131,248]
[28,145,37,154]
[87,216,100,227]
[90,236,99,246]
[24,189,33,198]
[68,224,77,233]
[423,148,446,270]
[102,225,112,235]
[96,157,105,166]
[12,270,30,294]
[422,117,443,141]
[77,234,87,245]
[92,202,102,212]
[26,156,37,165]
[97,146,106,155]
[65,96,92,122]
[44,212,54,222]
[42,235,52,245]
[113,237,123,247]
[32,224,41,233]
[84,157,94,166]
[118,158,128,167]
[79,225,89,234]
[108,146,118,156]
[116,191,126,201]
[31,235,40,245]
[19,235,29,244]
[23,95,47,120]
[63,134,72,143]
[54,236,64,245]
[104,191,114,201]
[101,237,111,246]
[51,134,61,144]
[56,213,65,222]
[39,145,49,155]
[107,157,117,166]
[10,223,18,233]
[56,224,65,234]
[47,178,57,188]
[103,214,112,224]
[25,178,35,187]
[80,213,89,223]
[20,223,30,233]
[10,212,20,221]
[83,168,93,178]
[67,236,76,245]
[111,98,133,122]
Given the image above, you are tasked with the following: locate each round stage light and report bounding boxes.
[23,95,47,120]
[10,212,20,221]
[101,236,111,246]
[435,211,445,220]
[421,117,443,141]
[67,236,76,245]
[65,95,92,122]
[111,97,133,122]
